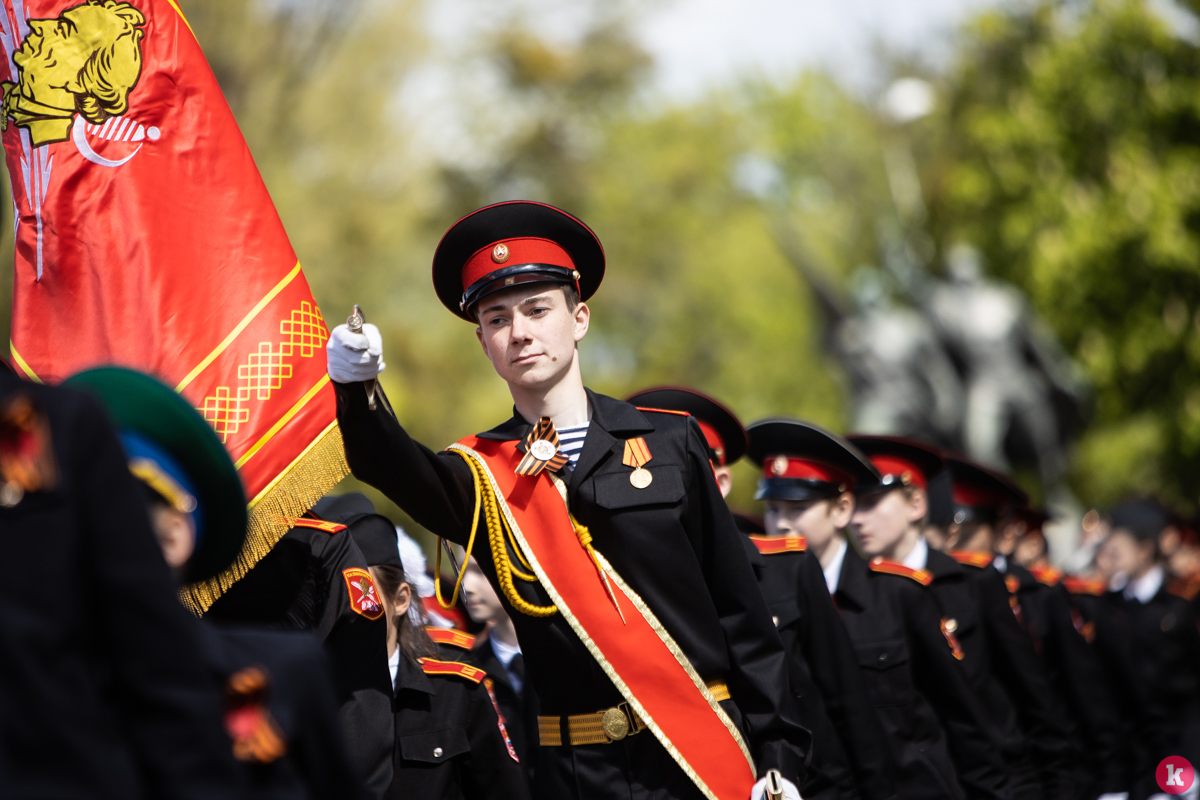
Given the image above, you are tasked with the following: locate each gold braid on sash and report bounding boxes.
[436,449,557,618]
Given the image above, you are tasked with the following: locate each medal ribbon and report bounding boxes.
[622,437,652,469]
[516,416,569,476]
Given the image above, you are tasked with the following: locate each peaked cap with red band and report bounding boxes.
[943,455,1027,525]
[748,419,879,502]
[846,435,944,495]
[433,200,605,321]
[625,387,748,466]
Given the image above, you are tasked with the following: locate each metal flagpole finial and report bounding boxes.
[346,304,376,410]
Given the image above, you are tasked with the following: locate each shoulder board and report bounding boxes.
[950,551,993,569]
[1166,575,1200,602]
[1063,575,1106,596]
[419,658,486,684]
[287,517,347,534]
[425,627,477,650]
[869,558,933,586]
[748,534,806,555]
[1029,565,1062,587]
[635,406,691,418]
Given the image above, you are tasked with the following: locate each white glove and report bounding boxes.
[326,323,386,384]
[749,775,802,800]
[1096,794,1129,800]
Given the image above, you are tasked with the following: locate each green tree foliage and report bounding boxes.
[922,0,1200,506]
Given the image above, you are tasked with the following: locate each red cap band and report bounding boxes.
[697,419,727,465]
[763,455,854,490]
[868,455,927,490]
[462,237,575,291]
[952,483,1006,509]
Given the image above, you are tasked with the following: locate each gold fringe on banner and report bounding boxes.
[181,420,349,615]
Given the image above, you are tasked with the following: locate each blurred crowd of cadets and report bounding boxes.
[4,0,1200,543]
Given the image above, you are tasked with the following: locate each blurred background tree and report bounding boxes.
[2,0,1199,549]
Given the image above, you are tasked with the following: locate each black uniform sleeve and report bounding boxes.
[1046,585,1127,793]
[459,679,533,800]
[683,418,810,784]
[798,554,898,800]
[977,573,1072,796]
[335,381,475,543]
[901,581,1011,800]
[76,392,245,799]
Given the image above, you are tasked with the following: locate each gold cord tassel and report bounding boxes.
[571,518,626,625]
[437,450,557,618]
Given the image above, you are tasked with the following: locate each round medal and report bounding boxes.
[529,439,557,461]
[630,467,653,489]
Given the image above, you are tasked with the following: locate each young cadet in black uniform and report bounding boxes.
[328,200,807,800]
[739,418,900,800]
[0,366,243,799]
[65,366,366,800]
[1000,509,1129,800]
[625,389,894,800]
[1090,499,1200,800]
[931,457,1075,800]
[461,556,539,783]
[205,489,395,797]
[840,437,1013,800]
[891,448,1072,800]
[346,510,532,800]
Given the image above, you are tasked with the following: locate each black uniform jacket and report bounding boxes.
[744,537,897,800]
[833,548,1011,800]
[389,649,531,800]
[0,373,242,799]
[465,635,539,783]
[208,516,393,797]
[336,382,809,793]
[925,551,1070,799]
[1010,566,1127,796]
[202,624,368,800]
[1092,579,1200,796]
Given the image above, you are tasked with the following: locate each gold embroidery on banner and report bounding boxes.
[196,302,329,443]
[445,444,755,800]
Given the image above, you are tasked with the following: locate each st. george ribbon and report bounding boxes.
[0,0,347,612]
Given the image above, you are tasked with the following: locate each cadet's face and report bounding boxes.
[850,487,925,557]
[1014,532,1047,567]
[764,494,853,550]
[149,504,196,570]
[1100,529,1153,580]
[475,285,588,392]
[462,558,504,625]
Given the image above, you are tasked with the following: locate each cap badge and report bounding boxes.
[900,470,913,485]
[491,243,510,263]
[772,456,788,477]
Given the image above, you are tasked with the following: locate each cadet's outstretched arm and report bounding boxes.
[334,379,475,545]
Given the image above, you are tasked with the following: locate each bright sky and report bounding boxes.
[637,0,1004,98]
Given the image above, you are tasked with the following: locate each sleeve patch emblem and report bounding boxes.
[342,567,385,620]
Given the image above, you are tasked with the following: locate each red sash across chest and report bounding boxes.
[451,436,756,800]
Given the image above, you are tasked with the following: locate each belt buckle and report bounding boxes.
[601,703,634,741]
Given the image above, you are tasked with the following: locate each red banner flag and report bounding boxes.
[0,0,347,611]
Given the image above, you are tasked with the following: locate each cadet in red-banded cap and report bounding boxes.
[838,435,1013,800]
[741,419,899,800]
[328,201,808,800]
[922,454,1075,800]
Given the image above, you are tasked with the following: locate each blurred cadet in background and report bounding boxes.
[204,489,394,797]
[461,556,539,785]
[1090,500,1200,800]
[66,367,366,800]
[348,516,531,800]
[0,365,242,800]
[842,435,1013,800]
[926,454,1073,800]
